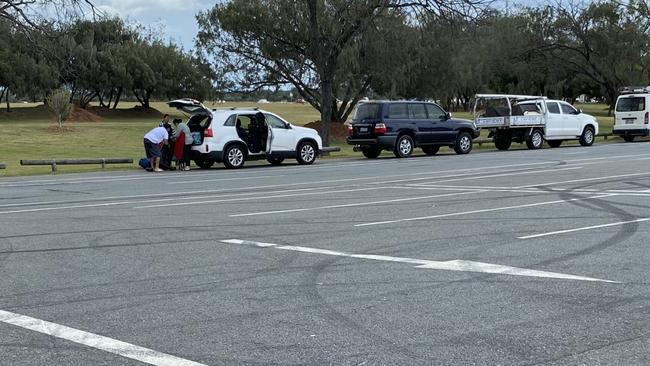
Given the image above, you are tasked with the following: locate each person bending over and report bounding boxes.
[143,125,168,172]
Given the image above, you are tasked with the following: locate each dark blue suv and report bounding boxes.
[346,101,480,158]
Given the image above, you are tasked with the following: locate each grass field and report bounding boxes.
[0,100,619,176]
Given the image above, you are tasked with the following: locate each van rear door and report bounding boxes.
[615,95,648,129]
[167,99,211,115]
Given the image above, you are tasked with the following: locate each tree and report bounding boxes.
[0,1,98,31]
[525,1,650,109]
[196,0,490,146]
[48,89,72,129]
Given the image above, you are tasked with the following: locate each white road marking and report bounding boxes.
[519,217,650,239]
[355,194,616,227]
[0,309,206,366]
[0,201,134,215]
[135,187,388,209]
[229,190,482,217]
[220,239,618,283]
[516,172,650,188]
[165,175,283,184]
[412,166,583,185]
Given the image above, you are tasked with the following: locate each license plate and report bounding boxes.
[626,120,635,124]
[359,127,368,133]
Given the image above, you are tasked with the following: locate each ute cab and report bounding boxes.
[167,99,322,169]
[613,86,650,142]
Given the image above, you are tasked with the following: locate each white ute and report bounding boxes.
[613,86,650,142]
[473,94,599,150]
[168,99,323,169]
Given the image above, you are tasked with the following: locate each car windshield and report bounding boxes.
[616,97,646,112]
[353,103,381,120]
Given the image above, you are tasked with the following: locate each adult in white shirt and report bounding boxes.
[143,126,169,172]
[172,118,193,171]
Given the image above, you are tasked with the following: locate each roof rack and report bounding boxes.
[228,107,259,111]
[619,86,650,94]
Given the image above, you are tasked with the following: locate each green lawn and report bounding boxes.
[0,101,620,176]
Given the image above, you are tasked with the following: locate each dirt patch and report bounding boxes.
[88,105,163,119]
[68,105,103,122]
[303,121,348,139]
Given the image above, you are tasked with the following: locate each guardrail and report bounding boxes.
[0,162,5,169]
[475,133,614,147]
[20,158,133,172]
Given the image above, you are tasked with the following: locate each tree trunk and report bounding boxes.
[5,87,9,112]
[97,90,106,108]
[58,113,63,129]
[112,87,122,109]
[319,78,334,147]
[0,88,5,105]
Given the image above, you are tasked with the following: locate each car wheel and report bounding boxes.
[526,129,544,150]
[194,159,214,169]
[393,134,414,158]
[267,157,284,166]
[297,141,317,165]
[579,126,595,146]
[361,147,381,159]
[422,146,440,156]
[547,140,562,148]
[223,144,246,169]
[494,131,512,151]
[453,132,473,154]
[623,135,635,142]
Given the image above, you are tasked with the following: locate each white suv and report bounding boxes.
[168,99,323,169]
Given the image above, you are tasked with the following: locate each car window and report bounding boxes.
[425,104,445,119]
[560,103,578,115]
[616,97,646,112]
[387,104,409,119]
[547,102,560,114]
[353,103,381,120]
[409,104,427,119]
[223,114,237,126]
[265,114,288,129]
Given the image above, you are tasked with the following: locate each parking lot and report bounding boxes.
[2,143,650,365]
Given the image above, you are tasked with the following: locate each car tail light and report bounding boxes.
[347,124,353,136]
[204,128,214,137]
[374,123,387,135]
[645,112,649,125]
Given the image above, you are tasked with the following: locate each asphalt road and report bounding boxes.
[2,142,650,365]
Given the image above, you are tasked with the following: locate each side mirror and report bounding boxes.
[577,109,583,114]
[285,123,292,129]
[445,112,452,119]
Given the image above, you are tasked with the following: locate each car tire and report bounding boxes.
[526,129,544,150]
[296,141,317,165]
[494,131,512,151]
[579,126,595,146]
[393,134,414,158]
[267,157,284,166]
[422,146,440,156]
[194,159,214,169]
[547,140,562,148]
[453,132,473,154]
[223,144,246,169]
[624,135,635,142]
[361,147,381,159]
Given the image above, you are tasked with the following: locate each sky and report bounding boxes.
[92,0,217,51]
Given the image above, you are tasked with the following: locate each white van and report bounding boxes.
[613,87,650,142]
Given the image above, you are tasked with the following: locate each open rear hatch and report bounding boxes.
[168,98,211,115]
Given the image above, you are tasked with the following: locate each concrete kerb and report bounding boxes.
[20,158,133,173]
